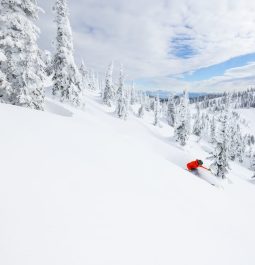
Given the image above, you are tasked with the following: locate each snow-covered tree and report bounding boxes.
[167,94,175,126]
[40,50,53,77]
[174,97,189,146]
[250,152,255,178]
[153,95,160,126]
[245,147,252,161]
[0,0,46,109]
[143,95,150,111]
[209,110,229,179]
[0,71,10,103]
[137,92,145,118]
[138,104,144,118]
[0,51,11,102]
[130,81,136,105]
[87,70,97,91]
[184,89,191,134]
[115,66,128,119]
[125,81,131,114]
[236,132,245,163]
[103,62,114,106]
[209,116,216,143]
[79,60,88,89]
[52,0,83,107]
[226,112,239,161]
[99,78,104,98]
[193,103,202,136]
[201,113,211,141]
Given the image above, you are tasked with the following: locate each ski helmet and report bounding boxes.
[197,159,203,165]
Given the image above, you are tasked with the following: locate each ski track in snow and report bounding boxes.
[0,91,255,265]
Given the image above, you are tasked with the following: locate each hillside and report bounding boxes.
[1,91,255,265]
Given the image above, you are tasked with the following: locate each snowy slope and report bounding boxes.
[1,92,255,265]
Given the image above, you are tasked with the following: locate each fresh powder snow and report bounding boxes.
[0,90,255,265]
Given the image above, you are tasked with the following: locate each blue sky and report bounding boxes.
[181,53,255,82]
[37,0,255,92]
[171,34,197,59]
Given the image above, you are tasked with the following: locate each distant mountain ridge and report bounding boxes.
[146,90,208,99]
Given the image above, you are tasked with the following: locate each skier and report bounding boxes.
[187,159,210,172]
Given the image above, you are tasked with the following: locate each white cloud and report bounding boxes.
[37,0,255,92]
[189,62,255,92]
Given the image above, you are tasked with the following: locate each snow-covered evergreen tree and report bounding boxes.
[174,97,189,146]
[52,0,83,107]
[138,104,144,118]
[0,51,11,102]
[184,89,191,134]
[137,92,145,118]
[245,146,252,161]
[125,82,131,115]
[230,124,245,163]
[143,95,149,111]
[0,0,46,109]
[209,110,229,179]
[209,116,216,143]
[87,70,97,91]
[79,60,88,90]
[130,81,136,105]
[103,62,114,106]
[202,113,211,141]
[193,103,201,136]
[153,95,160,126]
[226,112,239,160]
[250,152,255,178]
[115,66,128,119]
[99,78,104,98]
[167,94,175,126]
[40,50,53,77]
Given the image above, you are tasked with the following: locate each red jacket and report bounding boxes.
[187,160,208,171]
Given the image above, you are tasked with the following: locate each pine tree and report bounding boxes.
[235,125,245,163]
[115,66,128,119]
[87,70,97,91]
[79,60,88,90]
[137,92,145,118]
[99,78,104,98]
[52,0,83,107]
[209,110,229,179]
[0,51,11,102]
[245,146,252,160]
[184,89,191,134]
[167,94,175,126]
[130,81,136,105]
[250,152,255,178]
[40,50,53,77]
[203,114,212,141]
[251,135,255,145]
[0,70,11,103]
[209,116,216,143]
[0,0,46,109]
[226,112,238,160]
[138,104,144,118]
[124,80,131,115]
[193,103,201,136]
[103,62,114,106]
[174,97,189,146]
[153,95,160,126]
[144,94,151,111]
